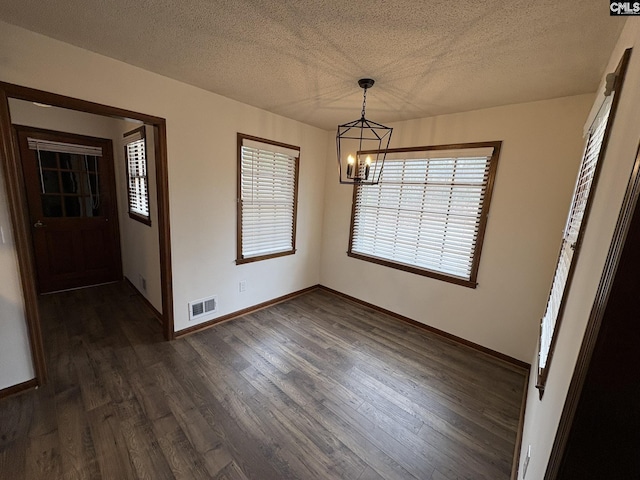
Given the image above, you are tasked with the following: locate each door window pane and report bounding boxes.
[38,150,57,169]
[41,169,60,193]
[61,171,80,194]
[59,153,85,171]
[86,156,99,172]
[41,195,63,217]
[64,196,82,217]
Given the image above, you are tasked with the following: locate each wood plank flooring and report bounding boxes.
[0,282,527,479]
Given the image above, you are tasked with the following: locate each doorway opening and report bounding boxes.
[0,81,174,386]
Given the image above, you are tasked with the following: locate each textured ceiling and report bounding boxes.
[0,0,625,130]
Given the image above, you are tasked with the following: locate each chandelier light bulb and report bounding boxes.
[346,154,355,177]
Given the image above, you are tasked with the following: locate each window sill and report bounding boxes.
[347,251,477,288]
[128,211,151,226]
[236,249,295,265]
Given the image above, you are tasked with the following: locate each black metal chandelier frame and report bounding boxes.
[336,78,393,185]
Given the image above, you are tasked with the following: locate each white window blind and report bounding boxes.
[238,136,299,261]
[125,129,149,220]
[539,95,613,371]
[350,145,498,284]
[28,138,103,157]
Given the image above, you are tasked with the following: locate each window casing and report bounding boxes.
[237,133,300,264]
[536,49,630,395]
[348,142,501,287]
[124,126,150,225]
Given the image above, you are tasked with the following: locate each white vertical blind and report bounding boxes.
[351,146,495,281]
[240,140,299,259]
[539,95,613,371]
[126,137,149,218]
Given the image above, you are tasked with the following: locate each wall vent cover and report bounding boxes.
[188,295,218,321]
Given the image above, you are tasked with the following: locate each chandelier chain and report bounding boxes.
[361,87,368,119]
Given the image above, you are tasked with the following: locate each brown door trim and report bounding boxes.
[0,88,47,383]
[0,81,175,387]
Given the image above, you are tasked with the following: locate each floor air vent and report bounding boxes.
[188,295,218,321]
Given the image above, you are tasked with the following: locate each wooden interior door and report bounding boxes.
[15,126,122,293]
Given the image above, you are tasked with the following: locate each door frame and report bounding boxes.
[0,81,175,386]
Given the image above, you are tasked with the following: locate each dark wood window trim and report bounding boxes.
[236,133,300,265]
[347,141,501,288]
[124,126,151,226]
[535,48,631,397]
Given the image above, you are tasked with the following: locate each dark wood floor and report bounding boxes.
[0,282,526,479]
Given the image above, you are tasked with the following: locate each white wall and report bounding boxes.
[0,158,35,390]
[0,21,328,388]
[518,18,640,479]
[9,98,120,137]
[319,94,594,363]
[113,121,163,312]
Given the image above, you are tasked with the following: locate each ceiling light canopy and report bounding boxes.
[336,79,392,185]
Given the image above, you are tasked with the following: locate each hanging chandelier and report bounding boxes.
[336,78,393,185]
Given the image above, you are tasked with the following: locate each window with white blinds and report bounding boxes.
[537,94,615,389]
[535,50,630,395]
[349,142,501,287]
[124,127,150,224]
[237,134,300,263]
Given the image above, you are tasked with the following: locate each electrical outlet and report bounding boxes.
[139,274,147,293]
[239,280,246,293]
[523,445,531,478]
